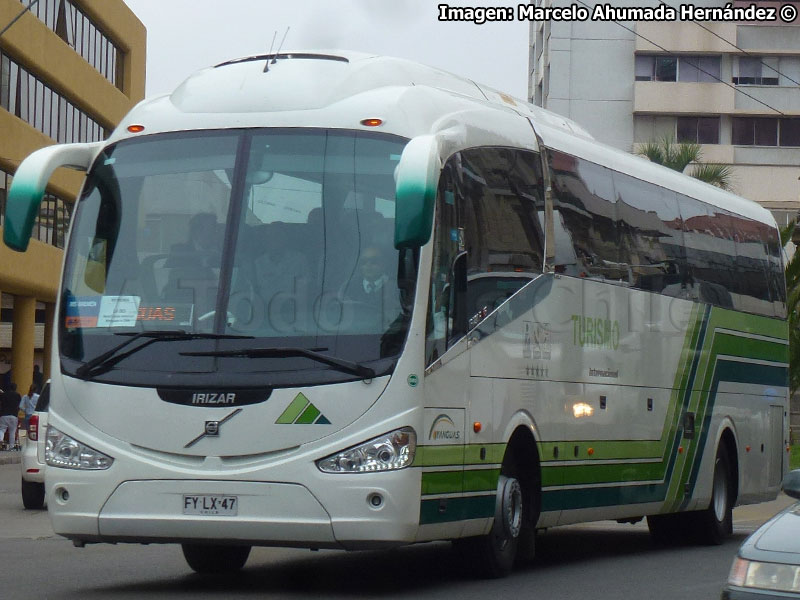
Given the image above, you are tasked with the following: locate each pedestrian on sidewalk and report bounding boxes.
[32,365,43,394]
[0,383,22,451]
[20,384,39,432]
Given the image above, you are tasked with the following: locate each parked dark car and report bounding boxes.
[722,469,800,599]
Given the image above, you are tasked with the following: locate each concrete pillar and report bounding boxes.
[43,302,55,381]
[11,295,35,396]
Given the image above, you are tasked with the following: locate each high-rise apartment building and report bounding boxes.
[0,0,145,394]
[528,0,800,224]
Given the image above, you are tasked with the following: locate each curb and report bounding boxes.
[0,452,22,466]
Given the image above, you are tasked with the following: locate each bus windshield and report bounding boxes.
[59,128,415,388]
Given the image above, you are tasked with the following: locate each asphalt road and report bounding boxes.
[0,461,793,599]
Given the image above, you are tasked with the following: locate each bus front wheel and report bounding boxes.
[181,543,251,574]
[457,454,524,578]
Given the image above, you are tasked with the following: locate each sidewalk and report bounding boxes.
[0,449,22,466]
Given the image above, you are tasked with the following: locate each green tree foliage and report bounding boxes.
[781,221,800,392]
[636,135,732,190]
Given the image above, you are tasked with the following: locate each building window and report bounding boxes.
[677,117,720,144]
[21,0,123,90]
[733,56,779,86]
[0,48,108,143]
[780,119,800,147]
[655,57,677,81]
[732,118,800,147]
[635,55,720,82]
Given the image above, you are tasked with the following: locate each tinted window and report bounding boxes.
[614,172,685,295]
[766,228,787,317]
[679,197,735,308]
[425,162,462,365]
[734,217,782,316]
[550,151,624,280]
[459,148,544,323]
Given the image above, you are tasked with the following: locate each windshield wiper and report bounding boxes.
[75,331,254,380]
[180,347,376,379]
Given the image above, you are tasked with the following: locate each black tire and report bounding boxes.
[646,512,688,545]
[458,450,524,578]
[695,444,733,545]
[181,544,251,574]
[21,479,45,510]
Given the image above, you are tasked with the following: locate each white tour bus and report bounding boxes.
[4,51,789,577]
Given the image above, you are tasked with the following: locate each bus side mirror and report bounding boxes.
[394,135,440,249]
[3,142,101,252]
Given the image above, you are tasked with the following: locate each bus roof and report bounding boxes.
[111,50,775,228]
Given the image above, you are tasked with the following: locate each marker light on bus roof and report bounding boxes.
[360,118,383,127]
[127,124,145,133]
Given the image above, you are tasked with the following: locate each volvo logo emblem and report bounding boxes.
[184,408,243,448]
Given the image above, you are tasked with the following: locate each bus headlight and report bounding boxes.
[317,427,416,473]
[46,427,114,470]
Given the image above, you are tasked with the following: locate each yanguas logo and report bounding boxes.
[428,414,461,441]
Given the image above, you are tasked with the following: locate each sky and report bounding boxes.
[121,0,531,99]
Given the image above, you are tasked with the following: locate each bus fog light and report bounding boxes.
[317,427,416,473]
[368,493,384,508]
[46,427,114,470]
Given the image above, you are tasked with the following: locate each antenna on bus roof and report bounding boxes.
[274,27,290,61]
[263,31,277,73]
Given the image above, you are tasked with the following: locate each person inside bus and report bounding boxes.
[251,224,309,333]
[343,245,401,331]
[162,213,222,315]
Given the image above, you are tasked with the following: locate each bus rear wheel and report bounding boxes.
[695,444,733,545]
[181,543,251,574]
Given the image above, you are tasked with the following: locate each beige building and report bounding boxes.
[0,0,145,396]
[529,0,800,225]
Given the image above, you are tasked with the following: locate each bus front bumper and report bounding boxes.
[47,474,421,549]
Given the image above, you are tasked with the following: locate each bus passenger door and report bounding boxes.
[420,160,470,535]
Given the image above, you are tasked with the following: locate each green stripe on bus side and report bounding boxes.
[669,306,789,510]
[542,461,666,487]
[663,304,712,509]
[421,468,500,495]
[421,471,461,495]
[419,495,495,524]
[667,307,787,510]
[709,307,789,340]
[713,333,789,364]
[413,445,464,467]
[464,443,506,465]
[538,440,665,462]
[680,359,788,509]
[415,444,505,468]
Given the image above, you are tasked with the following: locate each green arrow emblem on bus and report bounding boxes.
[276,393,331,425]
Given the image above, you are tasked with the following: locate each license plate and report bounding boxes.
[183,495,238,516]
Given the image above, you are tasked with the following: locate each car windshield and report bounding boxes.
[59,129,416,387]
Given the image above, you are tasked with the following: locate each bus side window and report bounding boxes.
[426,162,461,365]
[548,151,622,281]
[458,147,544,326]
